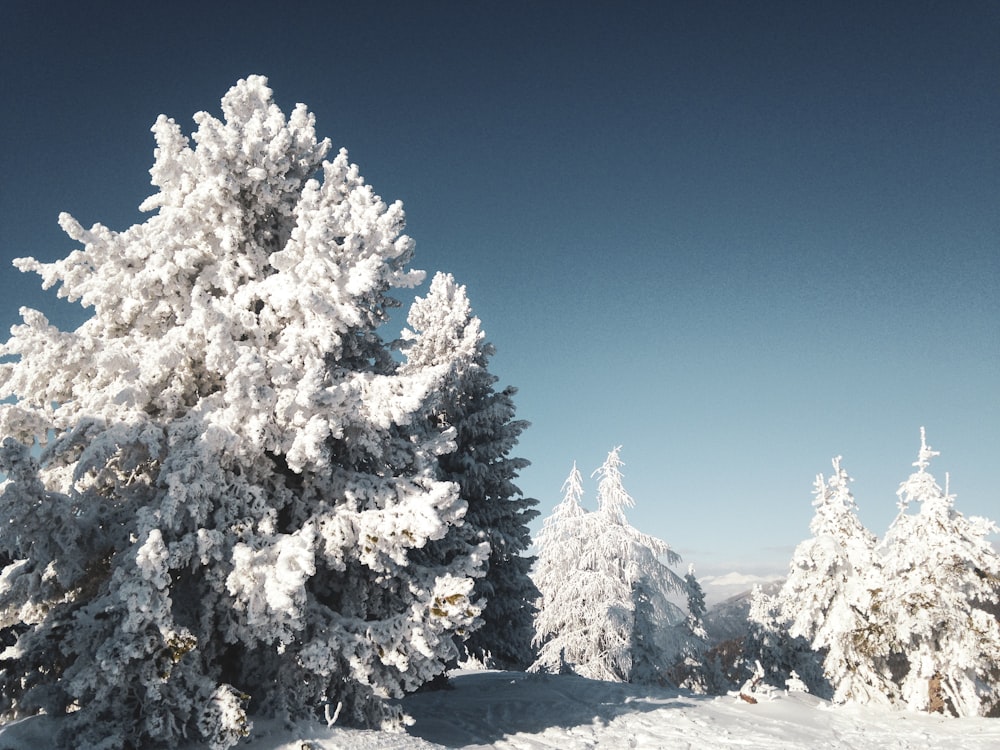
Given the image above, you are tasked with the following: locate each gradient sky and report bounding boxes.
[2,1,998,594]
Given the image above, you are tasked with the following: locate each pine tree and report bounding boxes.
[400,272,539,669]
[777,457,882,703]
[685,565,707,629]
[876,429,1000,716]
[667,565,711,692]
[531,448,685,683]
[0,77,486,748]
[530,463,590,675]
[743,585,826,695]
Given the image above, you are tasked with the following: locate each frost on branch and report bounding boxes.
[0,76,486,748]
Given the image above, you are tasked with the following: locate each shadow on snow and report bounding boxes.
[399,671,701,748]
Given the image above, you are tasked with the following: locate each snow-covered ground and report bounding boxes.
[4,669,997,749]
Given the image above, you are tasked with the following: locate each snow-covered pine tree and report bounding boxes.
[531,462,590,675]
[0,76,487,749]
[685,565,707,629]
[876,429,1000,716]
[531,448,685,683]
[666,565,711,692]
[777,457,883,703]
[399,272,539,669]
[595,448,687,684]
[743,584,827,697]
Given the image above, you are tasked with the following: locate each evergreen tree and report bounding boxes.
[400,272,539,669]
[0,77,485,748]
[667,565,711,692]
[877,429,1000,716]
[531,448,685,683]
[685,565,707,629]
[530,463,590,675]
[777,457,882,703]
[744,585,827,697]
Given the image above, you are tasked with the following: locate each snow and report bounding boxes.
[3,669,997,749]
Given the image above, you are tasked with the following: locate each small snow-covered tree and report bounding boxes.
[685,565,707,629]
[877,429,1000,716]
[776,457,883,703]
[531,448,685,683]
[660,565,724,693]
[743,585,827,697]
[0,77,487,748]
[400,272,539,669]
[666,565,711,692]
[530,462,589,675]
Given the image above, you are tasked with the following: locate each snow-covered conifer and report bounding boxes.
[655,565,711,692]
[666,565,711,692]
[744,585,828,697]
[877,429,1000,716]
[530,463,590,675]
[532,449,685,683]
[400,272,539,669]
[777,457,883,703]
[0,77,486,748]
[685,565,707,629]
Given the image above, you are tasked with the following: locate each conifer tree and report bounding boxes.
[777,457,882,703]
[532,449,685,683]
[744,585,828,697]
[685,565,707,629]
[400,272,539,669]
[531,463,589,675]
[667,565,711,692]
[0,77,485,748]
[876,429,1000,716]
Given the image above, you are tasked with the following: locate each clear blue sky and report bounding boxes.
[2,1,998,582]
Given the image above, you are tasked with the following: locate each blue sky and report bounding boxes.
[2,1,998,586]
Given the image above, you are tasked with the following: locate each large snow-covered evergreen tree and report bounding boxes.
[876,429,1000,716]
[531,448,685,683]
[399,272,539,669]
[777,457,883,703]
[0,76,489,748]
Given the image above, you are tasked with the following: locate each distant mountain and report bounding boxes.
[699,571,784,606]
[702,579,784,645]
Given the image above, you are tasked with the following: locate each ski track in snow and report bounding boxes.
[3,670,1000,749]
